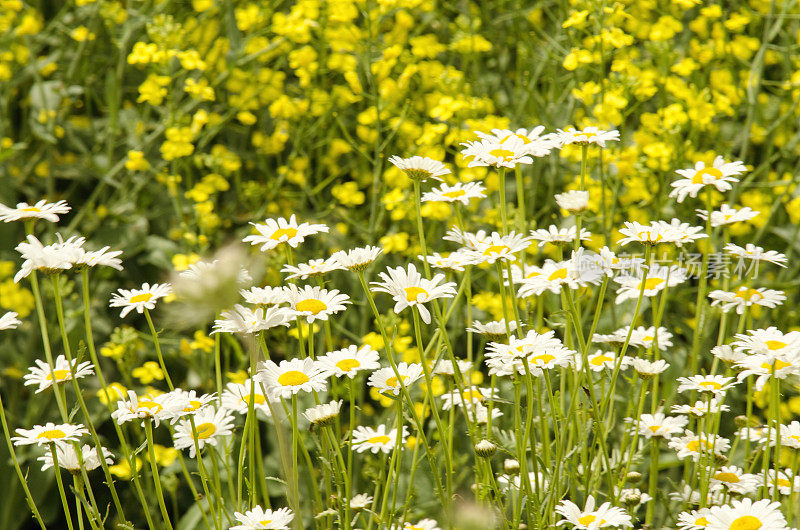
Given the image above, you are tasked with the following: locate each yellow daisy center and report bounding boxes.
[37,429,66,440]
[691,166,724,184]
[714,472,740,483]
[637,231,662,242]
[138,400,163,413]
[735,288,762,301]
[270,227,298,240]
[483,244,509,256]
[489,148,514,159]
[277,371,310,386]
[296,299,327,315]
[385,375,409,388]
[442,190,466,199]
[530,354,555,365]
[648,425,661,433]
[336,358,361,372]
[695,516,709,526]
[183,399,204,412]
[46,369,71,381]
[640,277,665,290]
[195,422,216,439]
[259,521,272,526]
[765,340,787,350]
[548,267,568,281]
[760,359,792,372]
[242,394,266,405]
[367,435,391,444]
[776,478,792,488]
[699,381,723,390]
[404,286,428,302]
[590,354,613,366]
[130,292,154,304]
[729,515,762,530]
[462,389,483,401]
[686,439,712,452]
[22,207,41,212]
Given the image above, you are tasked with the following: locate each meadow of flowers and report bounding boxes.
[2,1,800,529]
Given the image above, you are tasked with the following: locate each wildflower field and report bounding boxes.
[3,0,800,529]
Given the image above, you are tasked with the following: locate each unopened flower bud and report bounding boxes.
[504,459,520,475]
[625,471,642,484]
[475,439,497,458]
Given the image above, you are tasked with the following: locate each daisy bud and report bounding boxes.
[504,459,520,475]
[625,471,642,484]
[734,415,751,429]
[474,439,497,458]
[620,490,642,507]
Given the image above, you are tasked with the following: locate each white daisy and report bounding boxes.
[466,319,519,339]
[74,245,124,270]
[370,264,457,324]
[652,219,708,247]
[764,468,800,496]
[668,431,730,461]
[0,199,70,223]
[708,287,786,314]
[614,264,687,303]
[14,234,85,283]
[256,358,328,400]
[421,182,486,205]
[672,398,729,417]
[367,362,424,395]
[12,422,88,448]
[676,509,713,530]
[476,126,557,156]
[173,407,234,457]
[303,400,342,427]
[696,205,759,227]
[468,231,532,264]
[676,375,738,396]
[173,390,217,415]
[349,493,373,511]
[735,351,800,391]
[555,190,590,213]
[317,344,381,379]
[670,156,747,203]
[626,412,688,439]
[23,355,95,393]
[330,245,384,272]
[705,498,788,530]
[351,424,408,454]
[240,286,289,305]
[109,283,173,318]
[230,506,294,530]
[212,304,295,334]
[38,443,113,473]
[440,386,497,410]
[617,220,684,246]
[420,250,479,272]
[555,495,633,528]
[732,327,800,356]
[529,225,591,247]
[281,258,344,280]
[460,136,533,168]
[243,215,328,251]
[283,284,351,323]
[0,311,22,330]
[724,243,788,268]
[399,518,442,530]
[556,126,620,148]
[708,465,760,495]
[630,358,670,379]
[581,350,633,372]
[388,155,450,182]
[221,379,274,416]
[111,390,188,427]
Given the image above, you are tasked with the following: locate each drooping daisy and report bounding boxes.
[708,287,786,314]
[556,126,620,148]
[669,156,747,203]
[460,136,533,168]
[303,400,342,427]
[243,215,328,251]
[109,283,173,318]
[705,498,788,530]
[38,443,113,473]
[626,412,688,439]
[676,375,738,396]
[676,509,713,530]
[696,205,759,227]
[370,264,457,324]
[672,398,729,417]
[74,245,124,271]
[0,311,22,330]
[367,362,424,395]
[23,355,95,393]
[173,407,234,457]
[281,258,344,280]
[283,284,351,323]
[212,304,295,334]
[221,379,274,416]
[388,155,450,182]
[111,390,188,426]
[764,468,800,496]
[351,424,408,454]
[13,422,88,447]
[330,245,384,272]
[476,126,557,156]
[317,344,381,379]
[466,319,519,341]
[555,495,633,528]
[724,243,788,268]
[230,506,294,530]
[708,465,760,495]
[529,225,591,247]
[630,358,670,379]
[668,431,730,461]
[470,231,532,264]
[14,234,85,282]
[555,190,590,213]
[421,182,486,205]
[257,358,328,400]
[710,345,745,365]
[240,286,289,306]
[614,264,687,303]
[0,199,71,223]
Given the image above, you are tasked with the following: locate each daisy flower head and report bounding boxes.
[670,156,747,203]
[709,287,786,315]
[351,424,408,454]
[14,234,85,282]
[421,181,486,205]
[615,325,674,350]
[388,155,450,182]
[38,443,113,473]
[777,421,800,449]
[486,329,566,360]
[581,350,633,372]
[614,264,687,303]
[732,327,800,356]
[518,255,603,297]
[240,286,289,306]
[284,284,350,323]
[596,246,646,276]
[179,259,252,285]
[460,136,533,168]
[672,398,729,418]
[676,509,713,530]
[443,227,490,248]
[349,493,373,512]
[630,358,670,379]
[711,345,745,365]
[257,358,327,400]
[368,362,424,395]
[617,220,684,246]
[74,245,124,271]
[243,215,328,251]
[677,374,738,396]
[173,407,234,457]
[652,219,708,247]
[555,190,590,213]
[735,351,800,391]
[724,243,787,268]
[764,468,800,496]
[476,126,558,156]
[627,412,688,439]
[440,386,497,410]
[370,264,456,324]
[0,311,22,330]
[555,495,633,528]
[109,283,172,318]
[173,389,217,415]
[470,231,532,264]
[0,199,70,223]
[330,245,383,272]
[212,304,295,334]
[696,205,759,228]
[705,498,788,530]
[529,225,592,247]
[221,379,275,416]
[317,344,381,379]
[281,257,344,280]
[668,431,731,461]
[432,358,474,377]
[303,400,342,427]
[230,506,294,530]
[708,465,760,495]
[23,355,94,393]
[467,319,519,341]
[399,519,441,530]
[13,422,88,448]
[111,390,189,426]
[421,250,479,272]
[557,126,620,148]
